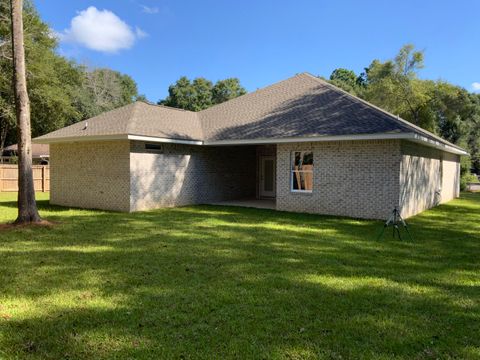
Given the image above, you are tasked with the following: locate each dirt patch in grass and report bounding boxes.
[0,219,58,231]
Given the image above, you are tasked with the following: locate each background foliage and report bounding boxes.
[0,0,142,150]
[158,76,246,111]
[328,44,480,178]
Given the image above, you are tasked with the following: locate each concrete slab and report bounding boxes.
[208,198,276,210]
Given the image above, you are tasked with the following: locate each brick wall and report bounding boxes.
[49,139,460,217]
[276,140,402,219]
[50,141,130,211]
[441,152,461,201]
[399,141,460,218]
[130,142,256,211]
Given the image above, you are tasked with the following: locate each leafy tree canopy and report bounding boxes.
[159,76,246,111]
[1,0,81,147]
[329,68,364,95]
[0,0,141,149]
[327,44,480,175]
[73,68,139,122]
[212,78,247,104]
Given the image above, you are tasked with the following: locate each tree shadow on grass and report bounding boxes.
[2,277,477,359]
[0,198,73,212]
[0,194,479,359]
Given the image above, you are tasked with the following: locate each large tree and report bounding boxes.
[159,76,246,111]
[327,44,480,176]
[362,44,437,131]
[329,68,364,95]
[0,0,142,149]
[0,0,83,149]
[159,76,213,111]
[0,0,17,152]
[212,78,247,104]
[9,0,40,223]
[74,68,140,121]
[467,105,480,172]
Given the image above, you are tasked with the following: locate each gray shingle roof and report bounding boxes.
[34,72,465,152]
[200,73,414,141]
[35,101,202,142]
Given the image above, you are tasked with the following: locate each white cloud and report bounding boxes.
[135,27,148,39]
[58,6,146,53]
[472,82,480,92]
[141,5,160,14]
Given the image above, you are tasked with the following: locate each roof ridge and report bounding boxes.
[198,73,307,115]
[126,101,141,134]
[303,72,463,150]
[136,100,196,113]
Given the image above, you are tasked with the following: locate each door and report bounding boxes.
[260,156,276,198]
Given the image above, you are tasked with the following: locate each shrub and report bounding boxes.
[460,173,479,191]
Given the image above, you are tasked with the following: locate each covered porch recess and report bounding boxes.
[207,144,277,209]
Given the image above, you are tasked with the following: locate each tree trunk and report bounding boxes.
[10,0,41,223]
[0,121,7,155]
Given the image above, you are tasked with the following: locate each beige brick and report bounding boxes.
[276,140,401,219]
[399,141,460,218]
[50,140,130,211]
[129,141,256,211]
[49,139,460,219]
[276,140,460,219]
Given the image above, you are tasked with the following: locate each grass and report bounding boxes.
[0,193,479,359]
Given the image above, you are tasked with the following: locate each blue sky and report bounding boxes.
[36,0,480,101]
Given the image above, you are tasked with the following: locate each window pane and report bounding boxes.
[292,171,313,191]
[145,143,163,152]
[291,151,314,192]
[300,172,313,191]
[302,171,313,191]
[292,170,300,190]
[303,152,313,166]
[292,152,302,170]
[291,151,313,170]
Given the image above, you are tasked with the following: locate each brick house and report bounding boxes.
[34,73,467,219]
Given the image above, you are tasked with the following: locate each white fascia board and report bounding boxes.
[127,134,203,145]
[205,132,468,155]
[34,134,203,146]
[411,134,468,156]
[204,132,414,146]
[33,134,128,144]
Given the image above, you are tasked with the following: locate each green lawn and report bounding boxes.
[0,193,479,359]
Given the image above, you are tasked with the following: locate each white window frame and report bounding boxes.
[290,151,313,193]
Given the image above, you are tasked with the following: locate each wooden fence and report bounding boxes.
[0,165,50,192]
